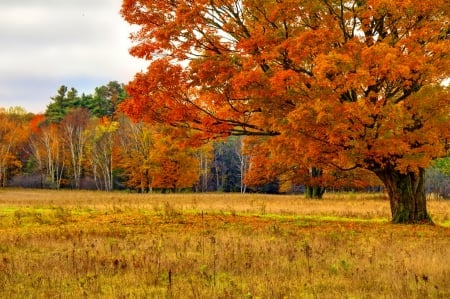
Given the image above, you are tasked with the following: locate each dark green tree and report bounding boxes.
[45,86,79,122]
[91,81,128,118]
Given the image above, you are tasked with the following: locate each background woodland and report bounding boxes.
[1,81,450,196]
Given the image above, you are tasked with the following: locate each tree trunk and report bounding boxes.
[305,185,325,199]
[305,167,325,199]
[375,167,432,224]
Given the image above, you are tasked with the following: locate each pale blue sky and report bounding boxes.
[0,0,146,113]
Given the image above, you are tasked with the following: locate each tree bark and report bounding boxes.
[305,185,325,199]
[305,167,325,199]
[375,167,432,224]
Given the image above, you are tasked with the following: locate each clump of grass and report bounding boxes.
[163,201,185,223]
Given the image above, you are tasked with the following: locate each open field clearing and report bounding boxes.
[0,189,449,298]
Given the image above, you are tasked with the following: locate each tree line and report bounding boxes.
[0,82,238,192]
[1,81,449,196]
[0,82,260,192]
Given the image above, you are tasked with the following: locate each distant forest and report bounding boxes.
[1,81,450,197]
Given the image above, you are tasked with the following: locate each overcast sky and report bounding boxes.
[0,0,147,113]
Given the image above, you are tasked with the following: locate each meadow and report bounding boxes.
[0,189,449,298]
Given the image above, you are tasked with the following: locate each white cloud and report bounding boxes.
[0,0,146,113]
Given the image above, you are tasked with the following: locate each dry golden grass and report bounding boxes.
[1,189,448,223]
[0,189,449,298]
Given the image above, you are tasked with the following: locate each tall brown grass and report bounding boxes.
[0,189,449,298]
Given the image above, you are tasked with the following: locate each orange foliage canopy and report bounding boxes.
[243,135,381,191]
[121,0,450,169]
[29,114,46,133]
[121,0,450,221]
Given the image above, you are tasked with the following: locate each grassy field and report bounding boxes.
[0,189,449,298]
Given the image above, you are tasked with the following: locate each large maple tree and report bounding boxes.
[121,0,450,223]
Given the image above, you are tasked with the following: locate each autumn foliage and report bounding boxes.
[121,0,450,223]
[0,109,30,187]
[116,119,199,192]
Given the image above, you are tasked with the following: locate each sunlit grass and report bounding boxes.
[2,188,448,223]
[0,189,449,298]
